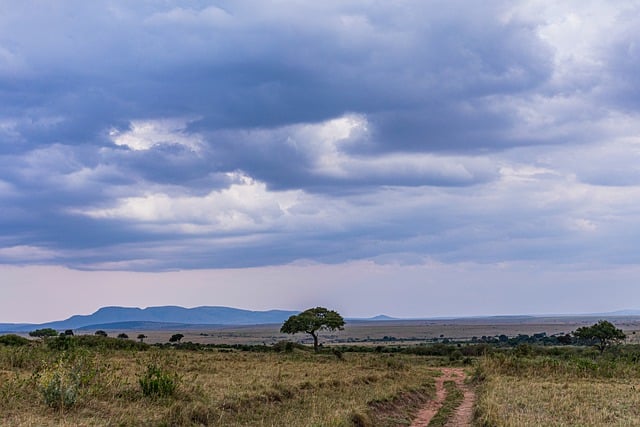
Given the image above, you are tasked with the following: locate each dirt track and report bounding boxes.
[410,368,475,426]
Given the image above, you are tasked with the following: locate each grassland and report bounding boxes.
[0,339,443,426]
[474,350,640,426]
[5,318,640,426]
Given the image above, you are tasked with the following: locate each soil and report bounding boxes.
[410,367,475,427]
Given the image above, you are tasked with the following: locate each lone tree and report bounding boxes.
[29,328,58,338]
[280,307,345,352]
[169,333,184,343]
[137,334,147,343]
[574,320,626,354]
[95,330,108,337]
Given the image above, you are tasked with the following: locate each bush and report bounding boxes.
[514,344,533,357]
[39,372,77,410]
[0,334,30,346]
[350,411,374,426]
[139,364,178,397]
[449,350,463,362]
[272,340,305,352]
[37,357,96,411]
[47,335,76,351]
[73,335,148,350]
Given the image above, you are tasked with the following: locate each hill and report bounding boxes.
[0,306,299,333]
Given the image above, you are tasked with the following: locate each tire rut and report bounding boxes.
[410,367,475,427]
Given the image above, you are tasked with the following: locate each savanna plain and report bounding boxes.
[3,317,640,426]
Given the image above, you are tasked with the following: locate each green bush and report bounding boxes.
[35,350,100,411]
[47,334,76,351]
[62,335,148,351]
[37,360,79,410]
[449,350,463,362]
[139,364,178,397]
[0,334,30,346]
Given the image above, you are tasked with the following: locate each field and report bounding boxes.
[0,340,443,426]
[4,317,640,426]
[474,350,640,426]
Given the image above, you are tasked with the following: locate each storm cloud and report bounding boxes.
[1,0,640,273]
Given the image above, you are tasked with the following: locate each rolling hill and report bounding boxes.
[0,306,300,333]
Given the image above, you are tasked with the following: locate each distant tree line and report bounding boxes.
[9,316,625,357]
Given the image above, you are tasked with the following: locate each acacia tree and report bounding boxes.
[29,328,58,338]
[280,307,345,352]
[169,333,184,343]
[574,320,626,354]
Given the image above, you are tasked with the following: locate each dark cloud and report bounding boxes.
[1,1,552,147]
[0,1,639,270]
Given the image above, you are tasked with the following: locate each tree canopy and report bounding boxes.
[574,320,626,353]
[29,328,58,338]
[280,307,345,352]
[169,333,184,343]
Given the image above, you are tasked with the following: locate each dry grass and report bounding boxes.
[474,354,640,426]
[0,345,439,426]
[476,377,640,426]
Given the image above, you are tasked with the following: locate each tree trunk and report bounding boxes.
[311,331,319,352]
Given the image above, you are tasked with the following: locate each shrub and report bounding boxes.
[0,334,30,346]
[350,411,374,426]
[47,335,76,351]
[139,364,178,397]
[73,334,148,350]
[449,350,463,362]
[37,360,80,410]
[514,343,533,357]
[272,340,304,352]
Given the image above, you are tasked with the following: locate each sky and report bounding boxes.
[2,1,640,323]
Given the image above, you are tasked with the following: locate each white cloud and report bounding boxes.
[78,172,306,233]
[145,6,232,27]
[110,118,202,151]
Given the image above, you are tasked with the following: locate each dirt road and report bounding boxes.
[410,367,475,427]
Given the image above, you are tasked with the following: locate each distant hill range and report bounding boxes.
[0,306,302,333]
[3,305,639,334]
